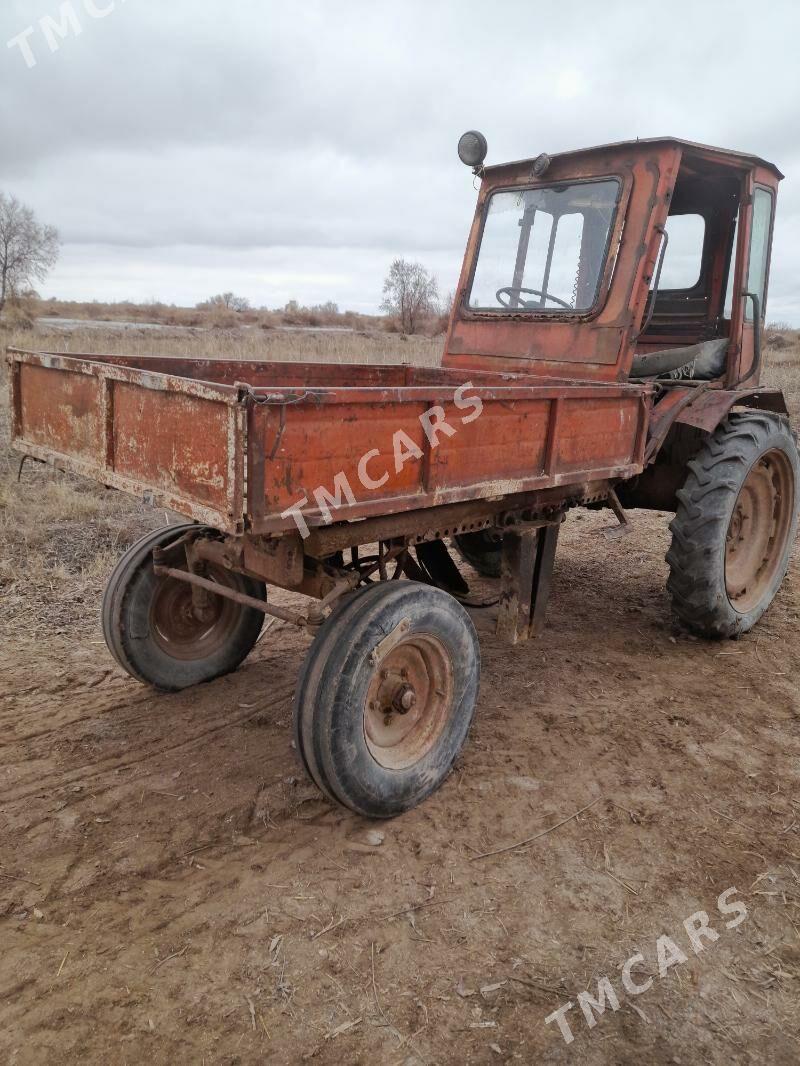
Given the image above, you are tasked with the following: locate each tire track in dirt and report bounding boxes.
[0,686,160,748]
[0,677,297,804]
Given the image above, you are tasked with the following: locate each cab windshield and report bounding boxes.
[468,179,620,312]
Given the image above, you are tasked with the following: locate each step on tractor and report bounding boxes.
[8,134,798,817]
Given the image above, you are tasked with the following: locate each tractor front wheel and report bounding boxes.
[667,413,799,638]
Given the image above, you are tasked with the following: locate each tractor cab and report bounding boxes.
[444,135,781,393]
[634,142,778,388]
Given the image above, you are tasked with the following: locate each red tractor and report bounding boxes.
[9,134,797,817]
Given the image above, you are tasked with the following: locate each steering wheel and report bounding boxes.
[495,286,573,310]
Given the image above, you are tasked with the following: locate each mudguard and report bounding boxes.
[675,387,788,432]
[646,386,788,464]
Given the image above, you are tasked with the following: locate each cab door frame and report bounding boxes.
[726,168,778,387]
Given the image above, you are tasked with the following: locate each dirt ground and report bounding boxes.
[2,329,800,1065]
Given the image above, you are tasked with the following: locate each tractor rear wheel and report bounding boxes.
[102,525,266,690]
[294,582,480,818]
[666,413,799,638]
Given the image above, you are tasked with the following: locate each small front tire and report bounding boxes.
[102,525,266,690]
[294,582,480,818]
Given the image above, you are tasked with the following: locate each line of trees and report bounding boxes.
[197,295,344,316]
[0,192,448,338]
[198,267,446,335]
[196,268,448,335]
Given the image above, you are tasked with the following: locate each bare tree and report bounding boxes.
[199,292,251,312]
[0,193,59,313]
[381,259,439,334]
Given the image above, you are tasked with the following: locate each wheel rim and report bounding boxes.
[725,447,795,614]
[363,633,454,771]
[150,565,244,661]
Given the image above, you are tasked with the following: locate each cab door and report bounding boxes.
[726,176,776,385]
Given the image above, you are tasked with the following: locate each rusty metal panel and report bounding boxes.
[112,382,233,513]
[245,381,652,533]
[8,349,246,533]
[64,354,410,389]
[426,397,550,491]
[555,395,641,473]
[676,388,789,432]
[252,399,431,516]
[18,363,104,462]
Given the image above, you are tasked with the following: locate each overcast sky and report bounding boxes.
[1,0,799,321]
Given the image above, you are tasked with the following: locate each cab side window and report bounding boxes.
[745,188,773,320]
[724,187,774,321]
[657,213,706,291]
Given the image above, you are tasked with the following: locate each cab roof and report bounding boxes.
[485,137,783,180]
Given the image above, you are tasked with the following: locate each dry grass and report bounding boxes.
[3,321,444,367]
[26,295,451,336]
[1,322,799,641]
[0,473,162,637]
[762,327,800,418]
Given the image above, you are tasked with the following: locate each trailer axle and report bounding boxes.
[152,565,311,629]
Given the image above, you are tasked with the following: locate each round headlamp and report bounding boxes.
[457,130,488,169]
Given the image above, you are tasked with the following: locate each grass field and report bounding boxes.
[1,319,444,365]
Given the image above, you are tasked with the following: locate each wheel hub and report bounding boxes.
[725,448,795,614]
[392,682,417,714]
[150,565,242,661]
[363,634,454,771]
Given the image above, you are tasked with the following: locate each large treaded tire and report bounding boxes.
[294,582,480,818]
[102,524,266,690]
[666,413,799,638]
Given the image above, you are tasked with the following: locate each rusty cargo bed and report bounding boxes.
[7,348,651,537]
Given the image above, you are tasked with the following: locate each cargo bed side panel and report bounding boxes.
[247,385,649,532]
[112,384,235,513]
[18,363,104,463]
[9,350,245,533]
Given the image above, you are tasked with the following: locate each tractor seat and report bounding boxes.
[630,338,728,381]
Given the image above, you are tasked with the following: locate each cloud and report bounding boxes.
[1,0,799,318]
